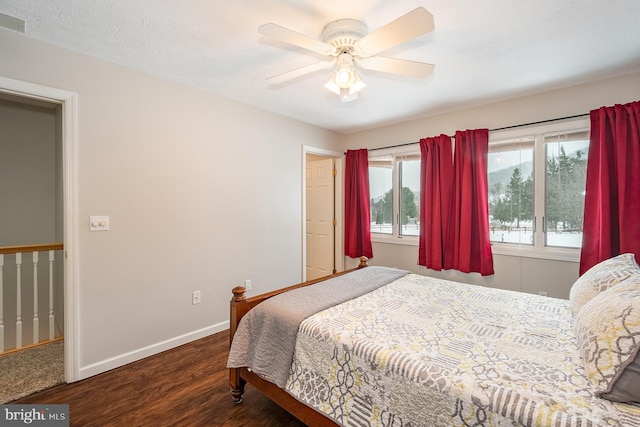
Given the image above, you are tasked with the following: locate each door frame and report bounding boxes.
[0,76,80,382]
[302,145,344,282]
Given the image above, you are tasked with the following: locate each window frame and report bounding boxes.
[489,118,590,262]
[488,135,536,247]
[368,148,421,246]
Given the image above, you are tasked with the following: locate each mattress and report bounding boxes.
[284,273,640,426]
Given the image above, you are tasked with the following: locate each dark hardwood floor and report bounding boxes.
[13,330,306,427]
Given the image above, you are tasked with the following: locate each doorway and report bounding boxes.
[302,146,343,281]
[0,76,79,383]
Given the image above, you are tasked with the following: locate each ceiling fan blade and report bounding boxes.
[258,23,337,56]
[266,61,335,85]
[356,7,434,57]
[358,56,434,78]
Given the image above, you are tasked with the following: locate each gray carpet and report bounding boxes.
[0,340,65,403]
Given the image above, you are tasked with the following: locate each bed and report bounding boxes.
[228,255,640,426]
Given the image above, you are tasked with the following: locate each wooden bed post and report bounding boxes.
[227,258,369,411]
[229,285,248,403]
[358,256,368,268]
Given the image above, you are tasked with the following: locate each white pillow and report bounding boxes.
[574,274,640,403]
[569,253,639,316]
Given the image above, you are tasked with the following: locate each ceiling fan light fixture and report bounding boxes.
[336,68,353,87]
[324,70,366,102]
[325,53,365,101]
[335,53,355,88]
[325,69,365,102]
[337,72,365,102]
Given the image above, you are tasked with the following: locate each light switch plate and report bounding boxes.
[90,215,110,231]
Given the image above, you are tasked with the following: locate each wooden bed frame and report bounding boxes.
[228,257,369,426]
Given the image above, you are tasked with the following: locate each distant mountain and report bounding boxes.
[488,145,586,192]
[371,190,421,205]
[489,161,533,191]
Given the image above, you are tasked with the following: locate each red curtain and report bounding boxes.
[344,149,373,259]
[419,135,453,270]
[446,129,494,276]
[580,101,640,274]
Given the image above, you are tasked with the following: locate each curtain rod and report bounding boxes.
[365,112,590,153]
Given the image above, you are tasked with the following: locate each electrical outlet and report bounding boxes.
[538,291,548,297]
[192,290,201,304]
[244,279,252,291]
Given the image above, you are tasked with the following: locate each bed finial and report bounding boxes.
[232,286,246,302]
[358,256,369,268]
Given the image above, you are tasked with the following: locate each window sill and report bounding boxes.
[491,243,580,263]
[371,234,419,247]
[370,236,581,263]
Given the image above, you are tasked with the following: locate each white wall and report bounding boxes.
[0,98,57,246]
[343,72,640,299]
[0,28,342,378]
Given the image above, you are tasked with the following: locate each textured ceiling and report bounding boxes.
[2,1,640,133]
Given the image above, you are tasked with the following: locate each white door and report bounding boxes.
[306,157,335,280]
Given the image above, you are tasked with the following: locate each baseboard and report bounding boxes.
[77,321,229,380]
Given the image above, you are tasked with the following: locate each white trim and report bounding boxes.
[301,145,344,281]
[62,93,79,383]
[78,321,229,380]
[0,76,80,382]
[333,156,344,273]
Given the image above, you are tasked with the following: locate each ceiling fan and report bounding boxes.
[258,7,435,102]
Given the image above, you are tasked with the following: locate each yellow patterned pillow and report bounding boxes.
[574,274,640,402]
[569,253,639,316]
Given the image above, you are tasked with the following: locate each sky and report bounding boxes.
[369,160,420,200]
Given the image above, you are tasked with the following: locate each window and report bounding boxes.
[369,157,393,235]
[488,120,589,258]
[366,119,589,258]
[369,153,420,240]
[488,138,535,245]
[399,158,420,236]
[544,130,589,248]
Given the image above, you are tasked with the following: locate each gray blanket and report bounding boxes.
[227,266,409,387]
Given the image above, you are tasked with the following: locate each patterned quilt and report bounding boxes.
[285,274,640,426]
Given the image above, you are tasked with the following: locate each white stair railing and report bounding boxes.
[16,252,22,349]
[33,251,39,344]
[49,250,55,340]
[0,243,63,352]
